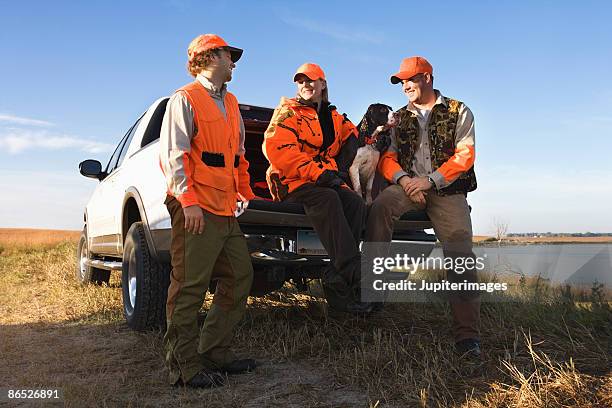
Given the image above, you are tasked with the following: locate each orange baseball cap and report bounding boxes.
[293,63,326,82]
[187,34,243,63]
[390,56,433,84]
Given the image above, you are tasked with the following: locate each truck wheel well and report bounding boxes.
[123,198,142,243]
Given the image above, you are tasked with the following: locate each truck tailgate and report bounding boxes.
[243,199,433,232]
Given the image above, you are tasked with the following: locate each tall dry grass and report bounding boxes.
[0,228,80,253]
[0,236,610,407]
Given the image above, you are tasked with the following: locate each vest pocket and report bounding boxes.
[201,151,225,167]
[193,165,233,191]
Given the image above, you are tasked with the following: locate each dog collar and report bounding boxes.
[365,135,377,145]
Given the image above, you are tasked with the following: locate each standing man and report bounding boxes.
[159,34,256,388]
[366,56,481,356]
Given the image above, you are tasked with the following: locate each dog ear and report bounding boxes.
[368,104,381,133]
[359,104,378,137]
[356,116,369,147]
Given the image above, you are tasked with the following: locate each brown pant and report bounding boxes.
[285,184,366,287]
[365,185,480,342]
[164,196,253,384]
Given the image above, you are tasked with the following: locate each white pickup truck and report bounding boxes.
[77,97,436,331]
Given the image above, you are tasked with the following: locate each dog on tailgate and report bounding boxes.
[349,103,398,204]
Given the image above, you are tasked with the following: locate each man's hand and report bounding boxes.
[403,176,433,197]
[316,170,344,189]
[409,190,426,207]
[398,176,427,207]
[183,205,205,234]
[235,193,249,217]
[398,175,412,194]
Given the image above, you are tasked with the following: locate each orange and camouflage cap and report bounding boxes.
[187,34,243,63]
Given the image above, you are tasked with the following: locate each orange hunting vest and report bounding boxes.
[178,81,241,216]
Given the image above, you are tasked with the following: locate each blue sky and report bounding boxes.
[1,0,611,234]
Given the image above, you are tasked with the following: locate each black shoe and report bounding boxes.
[322,281,351,311]
[455,338,481,358]
[175,368,225,388]
[323,276,373,314]
[220,358,257,375]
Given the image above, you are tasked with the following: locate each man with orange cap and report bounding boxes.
[263,63,371,313]
[365,56,481,357]
[159,34,256,388]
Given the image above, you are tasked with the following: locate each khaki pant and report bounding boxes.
[164,196,253,384]
[365,185,480,342]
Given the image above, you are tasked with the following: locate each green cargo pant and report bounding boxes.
[164,196,253,385]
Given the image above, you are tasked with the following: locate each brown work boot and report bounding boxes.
[323,284,373,314]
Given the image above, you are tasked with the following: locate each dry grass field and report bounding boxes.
[0,228,80,250]
[0,230,610,407]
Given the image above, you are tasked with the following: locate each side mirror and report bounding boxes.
[79,159,104,180]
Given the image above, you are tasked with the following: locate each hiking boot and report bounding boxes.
[455,338,481,358]
[220,358,257,374]
[324,289,373,315]
[322,268,350,293]
[322,278,351,310]
[175,368,225,388]
[323,269,373,314]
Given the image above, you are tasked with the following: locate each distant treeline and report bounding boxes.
[508,232,612,237]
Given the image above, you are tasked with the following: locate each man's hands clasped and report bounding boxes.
[399,176,434,207]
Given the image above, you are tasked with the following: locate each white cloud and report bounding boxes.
[0,113,55,127]
[0,112,113,155]
[0,128,114,154]
[279,15,383,45]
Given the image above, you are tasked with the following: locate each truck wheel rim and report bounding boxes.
[128,252,137,309]
[79,240,88,281]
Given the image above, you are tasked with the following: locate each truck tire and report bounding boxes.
[76,228,110,285]
[122,222,170,331]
